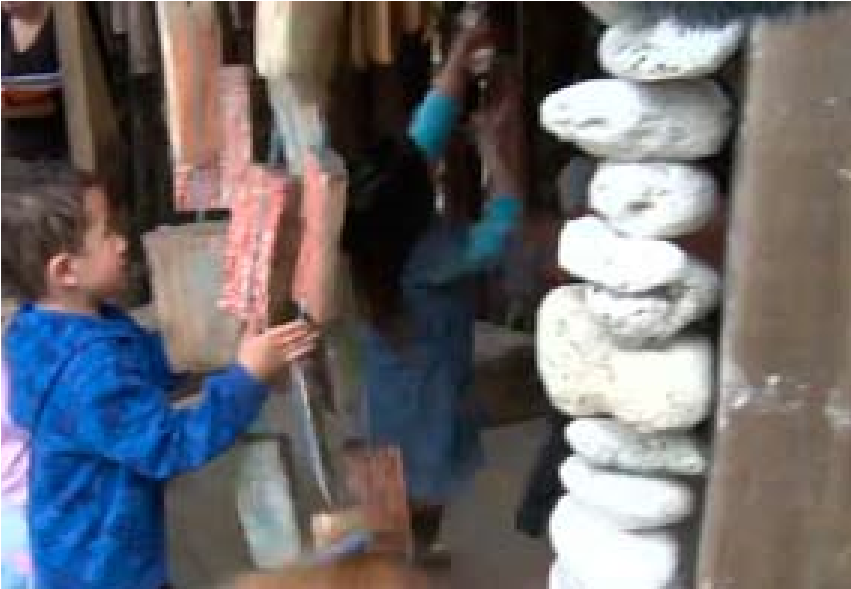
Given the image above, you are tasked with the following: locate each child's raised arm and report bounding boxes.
[408,23,494,161]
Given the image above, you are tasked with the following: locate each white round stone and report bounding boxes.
[540,78,733,161]
[588,162,718,239]
[558,216,689,293]
[585,283,673,344]
[548,559,575,589]
[549,494,682,588]
[536,285,713,431]
[566,417,708,476]
[584,257,720,347]
[559,456,695,530]
[599,18,744,81]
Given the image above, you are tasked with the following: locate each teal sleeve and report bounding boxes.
[408,90,461,160]
[427,195,523,284]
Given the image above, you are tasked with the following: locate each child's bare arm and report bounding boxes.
[237,319,319,382]
[408,23,493,161]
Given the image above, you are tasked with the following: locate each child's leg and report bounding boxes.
[411,503,444,549]
[410,502,450,566]
[515,410,573,538]
[1,502,34,589]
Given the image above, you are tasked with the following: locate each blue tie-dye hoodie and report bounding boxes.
[3,303,268,589]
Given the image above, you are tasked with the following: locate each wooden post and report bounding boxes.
[52,2,120,174]
[697,6,851,588]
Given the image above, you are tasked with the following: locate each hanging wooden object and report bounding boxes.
[111,2,128,35]
[255,1,346,174]
[342,445,413,558]
[291,150,348,325]
[127,2,158,76]
[156,1,224,211]
[219,65,253,205]
[220,166,301,328]
[349,2,431,68]
[143,222,241,371]
[255,1,346,84]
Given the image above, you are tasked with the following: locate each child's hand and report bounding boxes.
[472,66,528,199]
[448,21,496,72]
[435,21,495,99]
[237,319,319,383]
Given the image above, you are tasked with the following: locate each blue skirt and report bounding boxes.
[362,351,485,505]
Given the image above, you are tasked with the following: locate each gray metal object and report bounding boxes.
[291,358,335,506]
[290,303,337,507]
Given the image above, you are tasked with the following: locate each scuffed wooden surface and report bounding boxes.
[143,222,241,371]
[698,6,851,588]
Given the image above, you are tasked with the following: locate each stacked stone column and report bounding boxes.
[537,12,744,589]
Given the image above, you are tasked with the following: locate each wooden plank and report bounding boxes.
[697,7,851,589]
[52,1,120,174]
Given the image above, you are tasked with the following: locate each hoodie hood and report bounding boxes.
[3,303,144,432]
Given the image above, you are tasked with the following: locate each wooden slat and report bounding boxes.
[697,7,851,588]
[52,2,120,174]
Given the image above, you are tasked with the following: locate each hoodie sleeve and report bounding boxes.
[55,340,269,480]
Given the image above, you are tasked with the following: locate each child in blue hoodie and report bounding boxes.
[1,161,319,589]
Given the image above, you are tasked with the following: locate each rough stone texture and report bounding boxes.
[540,78,733,161]
[549,559,580,589]
[566,418,708,475]
[588,162,718,239]
[558,216,688,293]
[584,257,721,347]
[559,456,695,530]
[549,494,682,588]
[599,19,744,81]
[536,285,713,432]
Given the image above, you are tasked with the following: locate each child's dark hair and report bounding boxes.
[341,136,436,339]
[2,159,99,300]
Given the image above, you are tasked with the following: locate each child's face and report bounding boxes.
[71,187,128,303]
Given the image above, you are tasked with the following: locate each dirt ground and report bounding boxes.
[167,419,553,588]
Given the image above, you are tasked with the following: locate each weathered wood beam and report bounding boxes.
[698,6,851,588]
[53,1,120,174]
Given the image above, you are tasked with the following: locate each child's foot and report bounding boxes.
[413,541,452,568]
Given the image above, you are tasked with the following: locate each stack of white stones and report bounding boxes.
[538,11,744,589]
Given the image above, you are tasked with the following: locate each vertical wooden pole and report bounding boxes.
[698,7,851,588]
[52,1,120,175]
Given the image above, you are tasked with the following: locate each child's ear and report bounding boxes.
[46,253,80,290]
